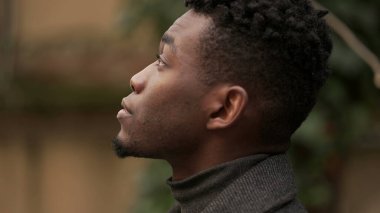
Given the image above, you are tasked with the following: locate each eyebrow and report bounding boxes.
[162,33,174,44]
[160,33,176,54]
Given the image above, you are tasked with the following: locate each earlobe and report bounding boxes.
[206,86,248,130]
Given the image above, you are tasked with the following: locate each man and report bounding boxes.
[114,0,332,212]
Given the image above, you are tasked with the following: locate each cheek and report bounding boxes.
[144,76,182,105]
[139,71,207,124]
[142,86,203,125]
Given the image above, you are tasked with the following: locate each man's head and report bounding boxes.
[114,0,332,160]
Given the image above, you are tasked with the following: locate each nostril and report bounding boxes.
[130,79,135,92]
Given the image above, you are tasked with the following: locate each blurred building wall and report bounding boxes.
[0,113,149,213]
[14,0,120,42]
[338,142,380,213]
[6,0,152,90]
[1,0,151,212]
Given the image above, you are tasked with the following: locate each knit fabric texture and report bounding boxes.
[167,153,307,213]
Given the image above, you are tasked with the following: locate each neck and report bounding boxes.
[167,137,264,181]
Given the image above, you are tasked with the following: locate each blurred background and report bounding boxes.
[0,0,379,212]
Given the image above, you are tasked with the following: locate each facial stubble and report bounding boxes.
[112,137,131,158]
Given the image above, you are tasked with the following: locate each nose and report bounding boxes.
[130,67,149,94]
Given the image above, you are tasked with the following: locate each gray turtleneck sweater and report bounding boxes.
[167,153,307,213]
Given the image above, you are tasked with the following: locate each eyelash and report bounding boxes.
[156,54,166,66]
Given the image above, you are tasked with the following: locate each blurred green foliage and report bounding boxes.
[121,0,186,36]
[123,0,380,212]
[290,0,380,210]
[131,160,175,213]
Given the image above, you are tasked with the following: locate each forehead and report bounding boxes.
[167,10,208,36]
[163,10,210,60]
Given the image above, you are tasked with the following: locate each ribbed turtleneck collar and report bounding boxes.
[167,154,269,213]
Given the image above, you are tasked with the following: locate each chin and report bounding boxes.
[112,137,162,159]
[112,137,131,158]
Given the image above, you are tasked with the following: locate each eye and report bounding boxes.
[156,54,166,66]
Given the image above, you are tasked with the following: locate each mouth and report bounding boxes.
[117,99,132,119]
[122,99,132,114]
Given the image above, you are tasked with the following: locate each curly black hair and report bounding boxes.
[185,0,332,144]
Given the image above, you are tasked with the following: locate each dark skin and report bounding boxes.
[116,10,278,180]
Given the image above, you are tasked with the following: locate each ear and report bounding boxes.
[205,86,248,130]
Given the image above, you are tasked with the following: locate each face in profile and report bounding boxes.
[113,11,211,160]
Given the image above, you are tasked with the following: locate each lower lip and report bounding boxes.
[117,109,132,119]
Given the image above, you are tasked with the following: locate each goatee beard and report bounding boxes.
[111,137,162,159]
[112,137,130,158]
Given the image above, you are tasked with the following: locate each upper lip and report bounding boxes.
[121,98,132,114]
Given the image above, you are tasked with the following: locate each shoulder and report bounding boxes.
[202,154,307,213]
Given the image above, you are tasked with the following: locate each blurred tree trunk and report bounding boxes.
[0,0,15,106]
[313,0,380,89]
